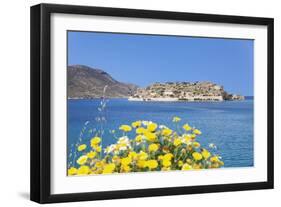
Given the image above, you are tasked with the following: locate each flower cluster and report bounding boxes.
[68,117,224,176]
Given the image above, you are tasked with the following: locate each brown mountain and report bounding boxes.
[67,65,138,99]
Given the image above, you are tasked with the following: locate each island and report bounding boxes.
[128,81,244,102]
[67,65,244,101]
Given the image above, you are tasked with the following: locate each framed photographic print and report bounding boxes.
[30,3,274,203]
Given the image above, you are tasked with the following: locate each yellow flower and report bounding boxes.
[182,163,192,170]
[162,159,172,167]
[119,125,132,132]
[91,137,101,147]
[77,165,90,175]
[193,141,201,148]
[191,134,196,139]
[186,158,192,164]
[158,155,164,160]
[192,152,203,161]
[137,160,146,168]
[147,123,158,132]
[163,153,173,161]
[102,163,116,174]
[211,162,220,168]
[162,128,172,136]
[132,120,142,128]
[77,155,88,165]
[178,160,183,167]
[68,167,77,175]
[210,156,220,163]
[202,149,211,159]
[122,164,131,172]
[145,160,158,169]
[173,138,182,147]
[87,151,97,159]
[172,116,181,122]
[77,144,87,151]
[128,151,138,160]
[193,163,202,169]
[161,167,171,171]
[69,119,224,173]
[136,127,146,134]
[148,143,159,152]
[112,155,121,164]
[144,132,157,142]
[183,124,192,131]
[135,135,143,142]
[183,134,192,142]
[118,142,127,148]
[138,151,148,160]
[91,169,101,174]
[193,129,202,135]
[121,157,132,166]
[95,161,104,168]
[93,145,101,152]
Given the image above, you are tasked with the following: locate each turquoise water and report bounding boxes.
[67,98,253,168]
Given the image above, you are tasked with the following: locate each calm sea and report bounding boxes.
[67,97,254,168]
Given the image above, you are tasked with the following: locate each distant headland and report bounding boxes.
[67,65,138,99]
[67,65,244,101]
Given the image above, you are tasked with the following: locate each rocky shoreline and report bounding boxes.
[128,81,244,102]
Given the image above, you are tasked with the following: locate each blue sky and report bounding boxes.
[68,31,253,96]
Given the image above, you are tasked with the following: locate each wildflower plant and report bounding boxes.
[68,85,108,169]
[68,117,224,176]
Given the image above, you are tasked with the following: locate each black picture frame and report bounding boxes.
[30,3,274,204]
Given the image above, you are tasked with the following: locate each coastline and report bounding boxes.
[68,96,252,102]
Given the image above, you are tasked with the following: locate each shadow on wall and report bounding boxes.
[18,192,29,200]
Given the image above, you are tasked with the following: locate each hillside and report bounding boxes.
[67,65,138,99]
